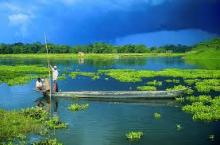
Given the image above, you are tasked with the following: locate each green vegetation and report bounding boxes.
[165,79,180,83]
[32,138,62,145]
[126,131,144,141]
[0,107,67,144]
[0,42,191,54]
[175,97,185,103]
[185,38,220,59]
[99,69,220,83]
[182,96,220,121]
[195,79,220,93]
[185,38,220,69]
[0,65,48,86]
[69,72,99,80]
[208,134,215,141]
[68,103,89,111]
[166,85,193,94]
[146,80,162,86]
[153,112,161,119]
[137,86,157,91]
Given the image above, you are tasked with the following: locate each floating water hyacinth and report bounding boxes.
[154,112,161,119]
[68,103,89,111]
[126,131,144,141]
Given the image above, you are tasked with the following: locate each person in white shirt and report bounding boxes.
[50,65,59,92]
[36,78,43,90]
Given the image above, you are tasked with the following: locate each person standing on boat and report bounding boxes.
[50,65,59,92]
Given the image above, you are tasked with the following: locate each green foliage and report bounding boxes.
[137,86,157,91]
[184,79,200,85]
[146,80,162,86]
[175,97,185,103]
[0,108,43,142]
[166,85,193,94]
[0,65,48,86]
[153,112,161,119]
[69,72,99,80]
[0,42,190,54]
[165,79,180,83]
[46,117,68,129]
[195,79,220,93]
[32,138,63,145]
[68,103,89,111]
[185,38,220,59]
[99,69,220,83]
[182,96,220,121]
[126,131,144,141]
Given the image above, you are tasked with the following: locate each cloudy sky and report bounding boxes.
[0,0,220,46]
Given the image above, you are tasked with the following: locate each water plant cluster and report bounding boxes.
[69,72,99,80]
[32,138,62,145]
[153,112,161,119]
[0,107,67,144]
[195,79,220,93]
[126,131,144,141]
[137,86,157,91]
[182,96,220,121]
[68,103,89,111]
[0,65,48,86]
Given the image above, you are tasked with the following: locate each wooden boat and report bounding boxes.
[52,90,184,99]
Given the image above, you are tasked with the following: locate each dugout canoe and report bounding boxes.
[52,90,184,99]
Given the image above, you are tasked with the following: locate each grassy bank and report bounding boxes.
[0,53,184,59]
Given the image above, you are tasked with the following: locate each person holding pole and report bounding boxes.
[50,65,59,93]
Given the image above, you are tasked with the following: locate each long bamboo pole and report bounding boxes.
[44,33,52,114]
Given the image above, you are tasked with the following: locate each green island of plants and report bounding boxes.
[166,85,193,94]
[146,80,162,86]
[195,79,220,93]
[69,72,100,80]
[68,103,89,111]
[0,107,67,144]
[153,112,161,119]
[126,131,144,141]
[32,138,63,145]
[0,65,48,86]
[182,96,220,121]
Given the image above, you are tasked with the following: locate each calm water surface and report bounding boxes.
[0,56,219,145]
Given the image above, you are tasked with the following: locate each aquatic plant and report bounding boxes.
[68,103,89,111]
[126,131,144,141]
[58,73,67,80]
[146,80,162,86]
[186,95,212,104]
[0,65,48,86]
[32,138,63,145]
[195,79,220,93]
[137,86,157,91]
[69,72,100,80]
[0,109,43,142]
[184,79,200,85]
[99,69,220,83]
[182,96,220,121]
[46,117,68,129]
[166,85,193,94]
[176,124,182,131]
[175,97,185,103]
[165,79,180,83]
[153,112,161,119]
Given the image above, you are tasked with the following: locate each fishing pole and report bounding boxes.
[44,33,52,115]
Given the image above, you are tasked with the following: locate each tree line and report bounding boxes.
[0,42,192,54]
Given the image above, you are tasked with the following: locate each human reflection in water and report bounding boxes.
[35,95,59,117]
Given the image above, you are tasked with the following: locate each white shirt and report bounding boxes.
[52,68,59,81]
[36,81,43,88]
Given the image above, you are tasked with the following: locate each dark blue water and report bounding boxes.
[0,56,219,145]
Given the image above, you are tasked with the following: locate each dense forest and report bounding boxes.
[0,42,192,54]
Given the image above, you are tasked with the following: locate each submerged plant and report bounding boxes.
[153,112,161,119]
[68,103,89,111]
[126,131,144,141]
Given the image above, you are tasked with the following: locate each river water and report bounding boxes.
[0,56,219,145]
